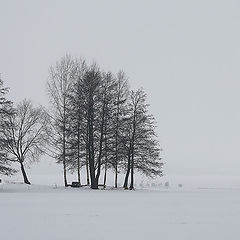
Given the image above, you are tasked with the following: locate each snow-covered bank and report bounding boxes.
[1,181,240,240]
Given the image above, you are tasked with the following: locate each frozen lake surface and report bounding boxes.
[1,177,240,240]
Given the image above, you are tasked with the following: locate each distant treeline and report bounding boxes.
[0,55,163,190]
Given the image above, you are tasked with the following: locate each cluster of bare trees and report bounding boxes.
[47,55,163,189]
[0,55,163,189]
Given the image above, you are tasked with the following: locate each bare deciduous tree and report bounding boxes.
[0,100,49,184]
[47,55,79,187]
[124,89,163,190]
[67,59,87,185]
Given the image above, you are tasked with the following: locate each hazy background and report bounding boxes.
[1,0,240,177]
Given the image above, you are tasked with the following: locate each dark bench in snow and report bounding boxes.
[71,182,81,188]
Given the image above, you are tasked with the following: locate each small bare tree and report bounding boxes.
[123,89,163,190]
[0,100,49,184]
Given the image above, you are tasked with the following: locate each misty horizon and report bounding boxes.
[1,0,240,177]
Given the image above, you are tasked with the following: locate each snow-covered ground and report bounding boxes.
[1,176,240,240]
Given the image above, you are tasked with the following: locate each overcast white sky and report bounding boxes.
[1,0,240,176]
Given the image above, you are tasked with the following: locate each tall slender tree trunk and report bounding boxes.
[114,102,120,188]
[103,140,107,188]
[115,165,118,188]
[77,163,81,184]
[63,133,68,187]
[63,105,68,187]
[123,148,131,189]
[129,156,134,190]
[129,111,136,190]
[86,148,90,185]
[77,160,81,184]
[63,150,68,187]
[96,100,106,184]
[20,161,31,185]
[77,144,81,185]
[85,123,90,185]
[124,168,130,189]
[88,94,98,189]
[77,125,81,185]
[103,124,108,188]
[103,164,107,188]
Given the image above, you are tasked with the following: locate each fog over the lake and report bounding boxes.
[1,0,240,176]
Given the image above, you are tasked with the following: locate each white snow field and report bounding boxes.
[1,176,240,240]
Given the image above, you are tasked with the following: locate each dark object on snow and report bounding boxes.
[71,182,81,188]
[164,182,169,188]
[0,179,1,183]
